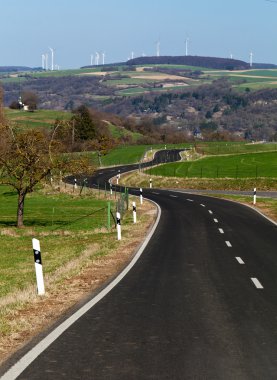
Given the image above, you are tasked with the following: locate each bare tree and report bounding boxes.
[0,124,93,228]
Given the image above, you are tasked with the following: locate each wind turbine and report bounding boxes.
[102,52,105,65]
[45,53,49,70]
[90,54,94,65]
[95,52,100,65]
[49,47,55,71]
[249,51,253,67]
[131,51,134,59]
[156,39,160,57]
[41,54,45,69]
[185,37,189,56]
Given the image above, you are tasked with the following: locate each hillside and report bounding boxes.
[126,56,249,70]
[2,62,277,142]
[0,66,38,73]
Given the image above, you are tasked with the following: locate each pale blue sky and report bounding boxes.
[1,0,276,68]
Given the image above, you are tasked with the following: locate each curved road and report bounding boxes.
[1,150,277,379]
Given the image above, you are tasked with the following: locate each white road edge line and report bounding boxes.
[235,257,245,264]
[0,201,162,380]
[218,228,224,234]
[225,241,232,247]
[251,278,264,289]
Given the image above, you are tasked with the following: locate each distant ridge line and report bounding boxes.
[126,55,249,70]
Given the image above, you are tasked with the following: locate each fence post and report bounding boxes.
[133,202,137,223]
[73,178,77,192]
[149,178,152,188]
[107,202,111,230]
[253,188,257,205]
[32,238,45,296]
[125,188,129,210]
[116,212,121,240]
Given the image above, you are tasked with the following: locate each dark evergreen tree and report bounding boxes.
[72,105,96,140]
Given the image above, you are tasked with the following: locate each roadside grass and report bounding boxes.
[122,171,277,191]
[145,151,277,179]
[0,184,114,299]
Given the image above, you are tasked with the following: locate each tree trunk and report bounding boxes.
[17,191,26,228]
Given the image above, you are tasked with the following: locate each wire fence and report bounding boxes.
[49,181,130,231]
[148,164,277,179]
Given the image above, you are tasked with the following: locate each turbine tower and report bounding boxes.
[45,53,49,71]
[102,52,105,65]
[90,54,94,65]
[131,51,134,59]
[185,37,189,56]
[156,39,160,57]
[41,54,45,69]
[249,51,253,67]
[95,52,100,65]
[49,47,54,71]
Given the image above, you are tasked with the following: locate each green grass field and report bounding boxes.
[5,109,72,129]
[147,151,277,179]
[0,185,116,298]
[195,142,277,155]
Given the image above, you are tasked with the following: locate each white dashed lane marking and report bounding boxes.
[208,210,213,214]
[251,278,264,289]
[218,228,224,234]
[225,241,232,247]
[170,195,178,198]
[187,199,194,202]
[200,204,206,207]
[214,219,218,223]
[235,257,245,264]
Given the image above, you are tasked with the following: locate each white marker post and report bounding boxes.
[116,174,119,185]
[133,202,137,223]
[118,170,121,179]
[32,238,45,296]
[110,183,113,196]
[116,212,121,240]
[140,188,143,205]
[149,178,152,189]
[253,188,257,205]
[74,178,77,192]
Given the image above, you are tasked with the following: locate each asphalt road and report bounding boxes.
[2,150,277,379]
